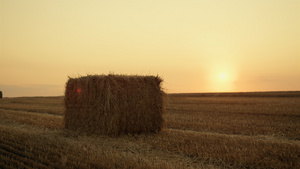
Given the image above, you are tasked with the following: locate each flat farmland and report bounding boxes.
[0,92,300,168]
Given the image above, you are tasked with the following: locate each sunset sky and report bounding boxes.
[1,0,299,97]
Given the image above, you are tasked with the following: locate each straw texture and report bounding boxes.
[64,74,165,136]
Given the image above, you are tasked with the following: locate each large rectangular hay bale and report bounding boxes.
[64,74,165,136]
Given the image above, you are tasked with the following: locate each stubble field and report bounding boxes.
[0,92,299,168]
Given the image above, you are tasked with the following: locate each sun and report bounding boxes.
[206,63,237,92]
[219,73,227,80]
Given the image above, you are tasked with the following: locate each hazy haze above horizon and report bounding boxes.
[1,0,299,97]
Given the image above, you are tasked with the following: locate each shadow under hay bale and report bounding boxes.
[64,74,165,136]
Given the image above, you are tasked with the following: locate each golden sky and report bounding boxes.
[1,0,300,97]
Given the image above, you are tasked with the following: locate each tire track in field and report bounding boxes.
[167,128,300,145]
[0,107,63,116]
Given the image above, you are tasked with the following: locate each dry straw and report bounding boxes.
[64,74,165,136]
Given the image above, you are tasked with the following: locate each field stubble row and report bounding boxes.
[165,96,300,140]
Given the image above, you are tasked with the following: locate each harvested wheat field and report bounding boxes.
[1,92,300,168]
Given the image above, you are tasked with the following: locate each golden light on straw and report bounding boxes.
[64,74,165,136]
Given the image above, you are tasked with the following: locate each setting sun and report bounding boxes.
[219,73,227,80]
[206,65,238,92]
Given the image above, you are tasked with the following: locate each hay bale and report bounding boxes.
[64,74,165,136]
[0,91,2,99]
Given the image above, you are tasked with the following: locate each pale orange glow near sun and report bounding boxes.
[219,73,227,80]
[205,62,239,92]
